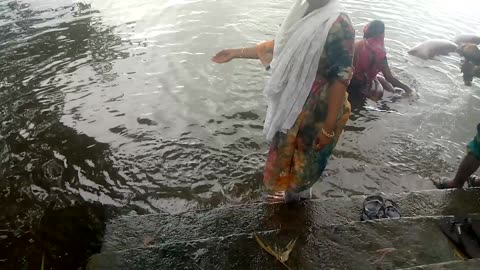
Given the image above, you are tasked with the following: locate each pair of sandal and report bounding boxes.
[432,175,480,189]
[361,195,401,221]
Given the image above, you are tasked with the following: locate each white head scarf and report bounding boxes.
[263,0,344,141]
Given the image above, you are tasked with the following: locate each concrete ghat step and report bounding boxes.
[102,188,480,252]
[399,259,480,270]
[88,215,480,270]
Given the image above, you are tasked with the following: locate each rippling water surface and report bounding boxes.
[1,0,479,267]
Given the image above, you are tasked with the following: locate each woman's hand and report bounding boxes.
[212,44,269,64]
[212,49,237,63]
[314,130,333,151]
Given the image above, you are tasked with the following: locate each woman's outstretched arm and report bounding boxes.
[212,40,274,66]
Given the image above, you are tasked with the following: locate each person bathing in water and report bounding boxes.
[348,20,413,101]
[212,0,355,203]
[457,43,480,86]
[433,123,480,189]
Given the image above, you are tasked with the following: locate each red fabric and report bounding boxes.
[353,25,386,83]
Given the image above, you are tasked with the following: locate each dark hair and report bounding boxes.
[364,20,385,39]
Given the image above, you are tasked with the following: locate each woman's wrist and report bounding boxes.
[233,46,259,59]
[323,120,336,133]
[321,127,335,139]
[229,48,240,59]
[236,48,246,58]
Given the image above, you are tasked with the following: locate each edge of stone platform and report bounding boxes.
[111,188,476,220]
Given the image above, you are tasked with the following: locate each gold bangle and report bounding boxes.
[321,128,335,139]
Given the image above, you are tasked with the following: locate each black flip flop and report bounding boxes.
[361,195,385,221]
[384,199,401,219]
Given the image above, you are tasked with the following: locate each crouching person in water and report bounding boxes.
[348,20,413,101]
[458,43,480,86]
[433,123,480,189]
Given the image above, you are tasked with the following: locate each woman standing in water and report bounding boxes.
[349,20,413,101]
[212,0,354,202]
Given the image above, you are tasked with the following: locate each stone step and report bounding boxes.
[102,188,480,252]
[87,215,480,270]
[399,259,480,270]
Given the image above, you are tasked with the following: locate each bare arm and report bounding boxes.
[325,80,347,131]
[314,80,347,151]
[233,46,260,59]
[314,15,354,151]
[212,40,274,65]
[211,46,258,63]
[382,64,413,94]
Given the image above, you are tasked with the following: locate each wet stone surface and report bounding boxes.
[88,189,480,269]
[102,188,480,253]
[88,216,477,270]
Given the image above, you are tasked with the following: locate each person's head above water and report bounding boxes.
[364,20,385,39]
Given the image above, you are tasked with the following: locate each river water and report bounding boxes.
[0,0,479,268]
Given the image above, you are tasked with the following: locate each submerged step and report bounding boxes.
[88,215,480,270]
[102,188,480,253]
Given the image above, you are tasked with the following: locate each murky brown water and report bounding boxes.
[0,0,479,268]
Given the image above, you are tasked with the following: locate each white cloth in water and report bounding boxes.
[263,0,344,141]
[361,77,384,99]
